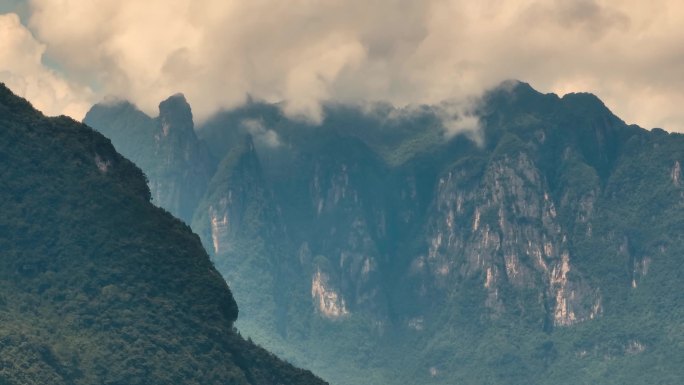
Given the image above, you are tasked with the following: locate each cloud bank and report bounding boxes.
[2,0,684,131]
[0,13,92,118]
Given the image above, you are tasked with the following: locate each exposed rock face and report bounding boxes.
[311,269,349,319]
[210,201,231,254]
[193,136,267,259]
[420,150,602,326]
[302,156,387,314]
[671,160,681,186]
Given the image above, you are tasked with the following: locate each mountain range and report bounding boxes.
[84,81,684,385]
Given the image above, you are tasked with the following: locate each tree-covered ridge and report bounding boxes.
[0,83,326,385]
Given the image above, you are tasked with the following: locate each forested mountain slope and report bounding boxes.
[0,83,326,385]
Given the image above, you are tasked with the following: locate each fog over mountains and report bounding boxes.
[85,81,684,385]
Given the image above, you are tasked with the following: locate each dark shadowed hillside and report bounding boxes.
[0,83,326,385]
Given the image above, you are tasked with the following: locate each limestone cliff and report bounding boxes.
[84,82,684,385]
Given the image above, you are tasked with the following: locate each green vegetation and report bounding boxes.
[0,84,325,385]
[85,81,684,385]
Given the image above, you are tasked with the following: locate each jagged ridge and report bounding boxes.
[85,81,684,385]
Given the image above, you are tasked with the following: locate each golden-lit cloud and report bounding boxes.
[0,13,93,118]
[2,0,684,130]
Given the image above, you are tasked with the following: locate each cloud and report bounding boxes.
[436,100,482,143]
[7,0,684,131]
[0,12,93,118]
[241,118,281,148]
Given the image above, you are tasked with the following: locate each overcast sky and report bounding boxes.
[1,0,683,131]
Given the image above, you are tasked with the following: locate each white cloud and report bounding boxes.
[241,118,281,148]
[4,0,683,131]
[437,102,482,143]
[0,12,93,119]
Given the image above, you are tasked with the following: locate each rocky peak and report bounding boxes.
[158,93,195,139]
[86,99,139,121]
[483,80,560,117]
[560,92,612,116]
[85,92,214,225]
